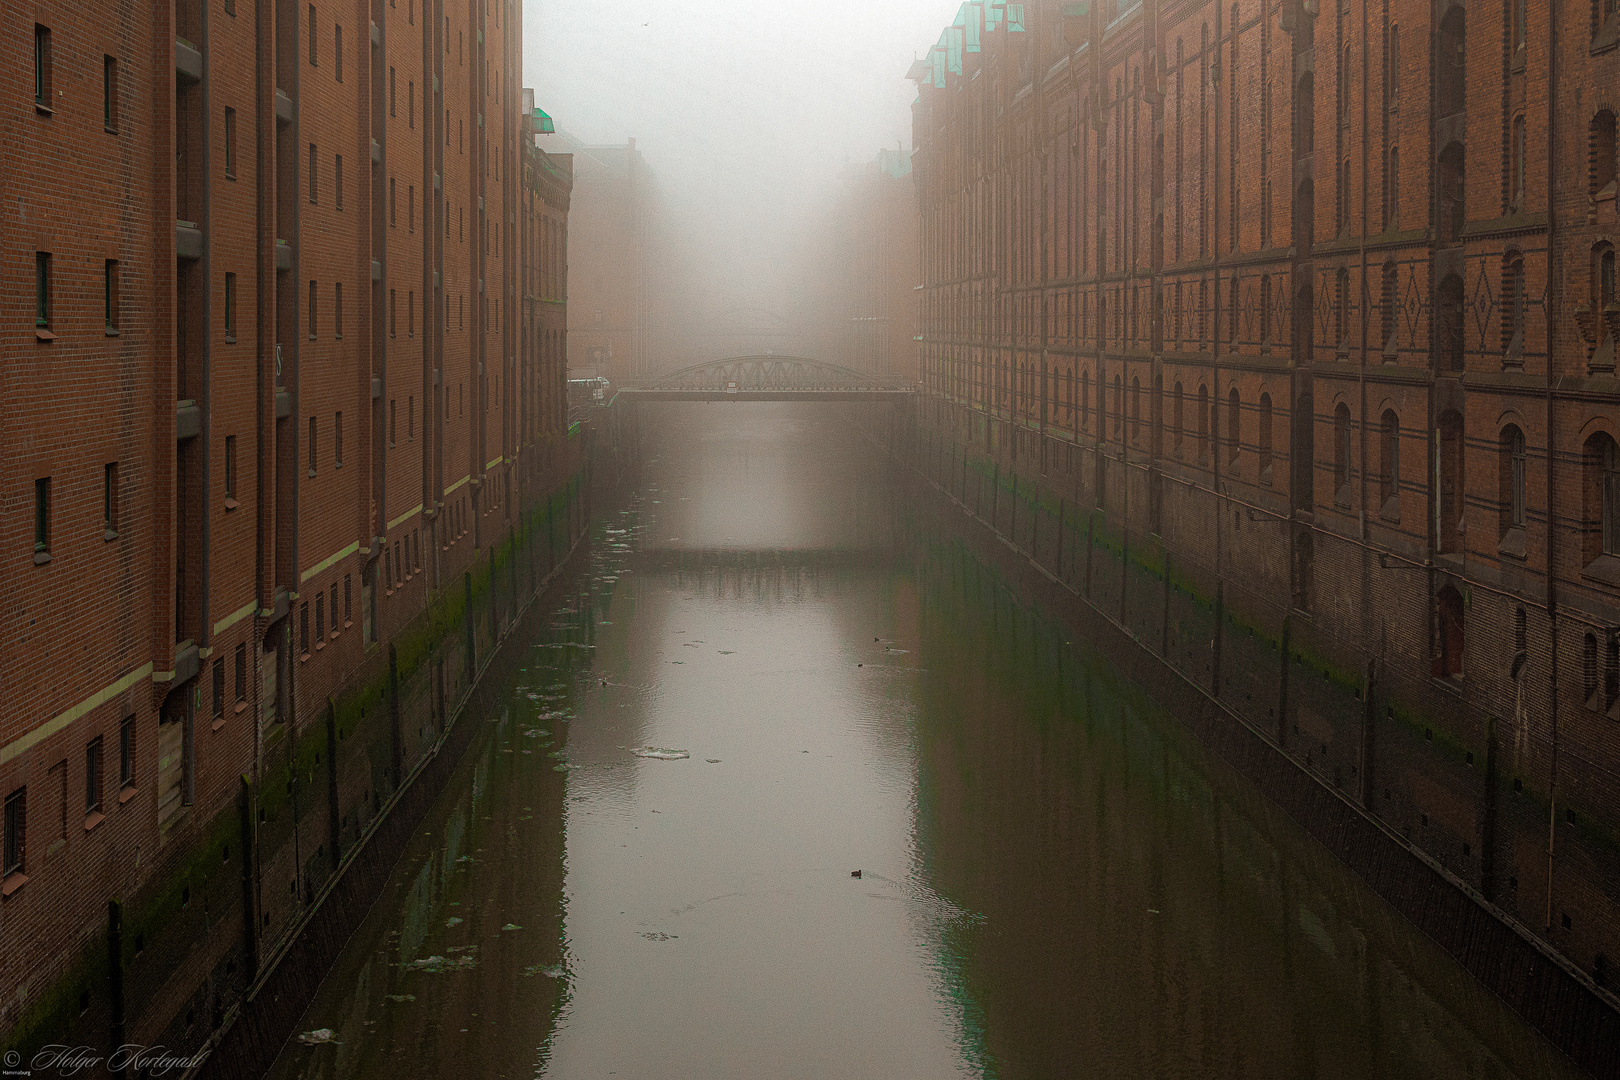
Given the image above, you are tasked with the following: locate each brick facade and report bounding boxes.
[913,0,1620,997]
[1,0,571,1047]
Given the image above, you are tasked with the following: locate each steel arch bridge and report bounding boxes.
[620,355,915,401]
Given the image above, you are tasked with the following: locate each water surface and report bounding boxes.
[267,404,1580,1080]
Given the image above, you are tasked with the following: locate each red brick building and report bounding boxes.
[914,0,1620,997]
[559,133,659,385]
[1,0,572,1048]
[810,149,921,379]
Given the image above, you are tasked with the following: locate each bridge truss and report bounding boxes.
[620,355,915,401]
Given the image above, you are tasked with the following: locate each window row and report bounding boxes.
[297,575,354,660]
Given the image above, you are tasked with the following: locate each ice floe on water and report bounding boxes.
[629,747,689,760]
[404,953,478,973]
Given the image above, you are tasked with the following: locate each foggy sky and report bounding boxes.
[522,0,948,318]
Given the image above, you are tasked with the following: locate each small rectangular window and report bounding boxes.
[308,416,317,475]
[234,644,248,704]
[308,279,317,338]
[224,107,237,177]
[85,737,103,814]
[34,25,51,108]
[5,788,26,877]
[335,24,343,82]
[35,253,50,328]
[119,717,136,788]
[34,478,50,557]
[212,658,225,719]
[344,575,352,623]
[309,143,318,202]
[299,602,310,657]
[335,411,343,467]
[315,592,325,643]
[308,5,317,65]
[103,463,119,536]
[225,271,237,340]
[335,154,343,210]
[103,56,118,131]
[335,281,343,339]
[224,434,238,503]
[104,260,120,331]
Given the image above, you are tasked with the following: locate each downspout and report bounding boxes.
[1543,0,1559,934]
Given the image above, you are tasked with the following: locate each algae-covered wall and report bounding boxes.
[2,460,592,1071]
[886,399,1620,1071]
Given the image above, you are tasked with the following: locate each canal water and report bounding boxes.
[266,405,1582,1080]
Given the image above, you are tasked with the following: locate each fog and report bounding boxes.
[522,0,946,365]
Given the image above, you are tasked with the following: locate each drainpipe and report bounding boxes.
[1543,0,1559,934]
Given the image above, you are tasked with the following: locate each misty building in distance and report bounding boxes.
[556,133,661,384]
[911,0,1620,1021]
[805,148,921,380]
[0,0,576,1054]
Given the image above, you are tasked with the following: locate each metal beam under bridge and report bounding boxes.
[620,355,915,402]
[618,388,916,402]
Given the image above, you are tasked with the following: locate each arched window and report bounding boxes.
[1436,274,1465,372]
[1335,267,1350,349]
[1513,0,1527,47]
[1437,142,1465,244]
[1385,145,1400,231]
[1130,376,1142,445]
[1173,381,1185,457]
[1379,409,1400,517]
[1583,432,1620,562]
[1337,157,1351,237]
[1503,255,1526,359]
[1197,384,1210,464]
[1381,260,1399,356]
[1437,585,1465,678]
[1584,633,1599,705]
[1259,393,1274,482]
[1511,115,1527,210]
[1260,275,1273,343]
[1437,7,1466,118]
[1501,425,1527,538]
[1333,402,1353,504]
[1113,374,1123,440]
[1439,410,1464,552]
[1598,244,1618,311]
[1591,110,1617,200]
[1227,387,1241,466]
[1227,276,1240,348]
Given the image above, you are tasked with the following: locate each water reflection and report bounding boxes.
[267,405,1579,1080]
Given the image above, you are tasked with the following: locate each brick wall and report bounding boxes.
[0,0,575,1050]
[911,0,1620,1011]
